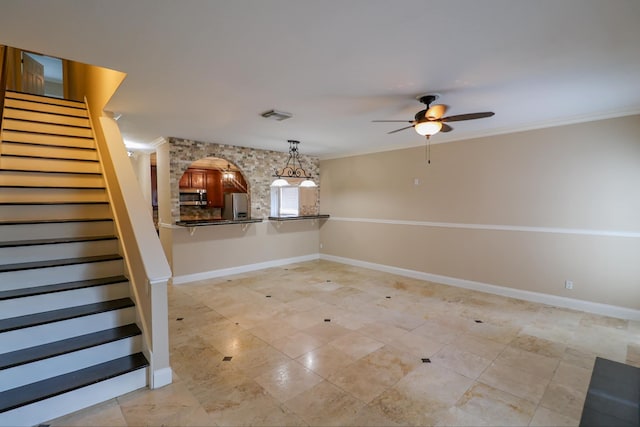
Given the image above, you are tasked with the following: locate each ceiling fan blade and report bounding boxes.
[440,123,453,132]
[372,120,413,123]
[425,104,447,120]
[388,125,415,134]
[441,112,495,122]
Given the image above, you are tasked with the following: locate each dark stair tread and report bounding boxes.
[0,129,94,140]
[0,140,96,150]
[0,168,101,175]
[0,298,134,333]
[0,253,122,273]
[0,153,98,162]
[0,352,148,413]
[5,90,86,108]
[0,170,101,177]
[0,235,116,249]
[0,275,128,301]
[0,218,112,226]
[0,324,141,370]
[0,169,102,176]
[0,201,108,206]
[0,184,106,190]
[4,106,90,120]
[2,117,91,130]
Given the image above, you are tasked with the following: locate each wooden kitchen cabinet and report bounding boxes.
[179,171,191,188]
[190,170,206,188]
[206,170,223,207]
[151,165,158,208]
[178,167,246,207]
[179,168,207,189]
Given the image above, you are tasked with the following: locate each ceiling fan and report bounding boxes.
[373,94,495,137]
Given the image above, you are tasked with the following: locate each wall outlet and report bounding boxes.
[320,243,323,249]
[565,280,574,290]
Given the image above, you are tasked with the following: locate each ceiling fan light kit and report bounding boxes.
[372,93,495,163]
[414,120,442,136]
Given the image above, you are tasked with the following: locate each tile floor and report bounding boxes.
[49,260,640,426]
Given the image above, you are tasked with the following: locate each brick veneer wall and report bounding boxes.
[168,137,319,223]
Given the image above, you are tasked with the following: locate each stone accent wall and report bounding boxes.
[168,138,320,223]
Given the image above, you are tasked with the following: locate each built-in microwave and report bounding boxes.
[179,188,207,206]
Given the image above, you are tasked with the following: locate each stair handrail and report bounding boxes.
[85,102,173,390]
[0,45,7,127]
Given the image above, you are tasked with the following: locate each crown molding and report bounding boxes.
[320,108,640,161]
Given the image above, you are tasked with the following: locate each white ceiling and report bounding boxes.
[2,0,639,158]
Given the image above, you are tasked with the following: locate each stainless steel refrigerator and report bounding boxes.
[222,193,249,220]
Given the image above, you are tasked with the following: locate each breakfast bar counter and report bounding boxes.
[175,218,263,227]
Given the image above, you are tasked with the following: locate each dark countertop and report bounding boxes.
[175,218,263,227]
[268,215,330,221]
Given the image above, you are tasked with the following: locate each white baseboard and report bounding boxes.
[172,254,320,285]
[151,367,173,389]
[321,254,640,321]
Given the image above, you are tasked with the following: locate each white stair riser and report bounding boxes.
[2,119,93,138]
[0,142,99,161]
[0,156,101,174]
[3,109,90,127]
[0,335,141,392]
[0,171,105,188]
[3,98,88,118]
[0,221,114,242]
[0,187,107,204]
[1,130,94,149]
[0,259,123,291]
[0,307,137,353]
[0,367,147,427]
[0,239,119,265]
[0,282,130,319]
[0,203,111,221]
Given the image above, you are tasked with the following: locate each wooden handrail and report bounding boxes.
[0,45,7,126]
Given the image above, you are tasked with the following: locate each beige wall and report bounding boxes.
[130,152,152,209]
[319,115,640,310]
[169,220,321,281]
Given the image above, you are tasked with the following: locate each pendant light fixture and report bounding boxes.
[271,140,316,187]
[222,163,235,182]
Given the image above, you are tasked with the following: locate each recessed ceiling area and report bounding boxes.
[189,158,241,172]
[1,0,639,157]
[149,154,240,172]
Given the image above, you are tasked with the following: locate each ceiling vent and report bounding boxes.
[261,109,292,121]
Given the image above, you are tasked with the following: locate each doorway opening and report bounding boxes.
[21,52,63,98]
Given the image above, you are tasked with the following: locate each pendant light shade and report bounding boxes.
[270,178,290,187]
[414,120,442,136]
[299,179,317,187]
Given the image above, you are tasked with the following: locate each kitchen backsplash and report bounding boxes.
[180,206,222,220]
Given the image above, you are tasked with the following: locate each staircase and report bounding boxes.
[0,91,149,426]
